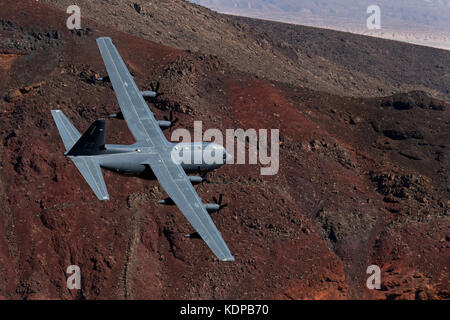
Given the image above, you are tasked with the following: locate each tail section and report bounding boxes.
[51,110,109,201]
[52,110,106,156]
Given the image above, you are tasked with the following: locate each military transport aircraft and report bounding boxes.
[51,37,234,261]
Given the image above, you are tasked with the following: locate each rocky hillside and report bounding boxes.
[0,0,448,300]
[236,16,450,101]
[190,0,450,50]
[40,0,450,100]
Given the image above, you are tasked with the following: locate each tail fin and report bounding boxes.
[51,110,81,152]
[66,119,106,156]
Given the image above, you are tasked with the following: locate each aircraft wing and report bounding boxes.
[97,37,234,261]
[145,153,235,262]
[96,37,168,147]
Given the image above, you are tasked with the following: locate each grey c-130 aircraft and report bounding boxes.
[51,37,235,261]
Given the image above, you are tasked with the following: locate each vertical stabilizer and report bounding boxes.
[66,120,106,156]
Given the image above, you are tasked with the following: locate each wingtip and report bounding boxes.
[96,36,112,42]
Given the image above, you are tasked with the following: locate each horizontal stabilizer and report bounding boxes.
[70,157,109,201]
[51,110,81,152]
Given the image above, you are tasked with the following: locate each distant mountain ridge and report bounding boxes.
[41,0,450,101]
[190,0,450,27]
[189,0,450,50]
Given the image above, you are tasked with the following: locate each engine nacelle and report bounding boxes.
[189,176,204,185]
[108,112,124,120]
[109,113,171,132]
[141,91,158,99]
[158,198,175,206]
[185,232,201,239]
[96,75,110,82]
[157,120,172,131]
[204,203,220,213]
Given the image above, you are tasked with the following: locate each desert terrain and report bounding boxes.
[0,0,448,299]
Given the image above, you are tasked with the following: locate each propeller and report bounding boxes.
[197,166,210,184]
[150,81,164,98]
[163,110,179,131]
[212,194,228,211]
[200,170,210,184]
[194,166,210,190]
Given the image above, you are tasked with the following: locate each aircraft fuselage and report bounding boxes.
[92,142,231,180]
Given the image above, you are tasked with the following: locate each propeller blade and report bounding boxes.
[212,194,227,211]
[149,81,163,97]
[201,168,210,183]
